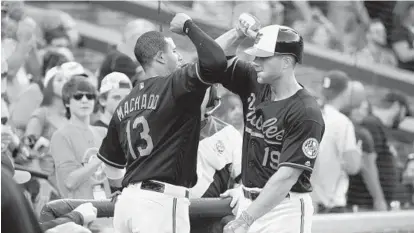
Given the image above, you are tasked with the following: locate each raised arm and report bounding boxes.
[170,13,227,84]
[185,21,227,82]
[215,13,261,57]
[215,29,246,57]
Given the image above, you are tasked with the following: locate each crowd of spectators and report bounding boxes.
[187,0,414,72]
[1,1,414,233]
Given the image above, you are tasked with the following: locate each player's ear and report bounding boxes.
[154,51,166,64]
[282,56,292,69]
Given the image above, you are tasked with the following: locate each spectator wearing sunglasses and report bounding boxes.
[93,72,132,128]
[24,63,85,168]
[50,75,110,199]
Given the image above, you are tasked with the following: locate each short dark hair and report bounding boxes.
[134,31,168,69]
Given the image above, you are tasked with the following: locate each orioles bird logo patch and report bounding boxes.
[302,138,319,159]
[215,140,225,154]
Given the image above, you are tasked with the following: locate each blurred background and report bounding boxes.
[1,1,414,233]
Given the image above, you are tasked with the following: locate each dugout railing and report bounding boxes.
[40,198,414,233]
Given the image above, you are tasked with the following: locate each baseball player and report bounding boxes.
[96,13,227,233]
[191,86,243,199]
[190,86,243,233]
[215,14,325,233]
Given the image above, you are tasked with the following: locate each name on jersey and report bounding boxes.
[246,93,285,145]
[117,94,160,121]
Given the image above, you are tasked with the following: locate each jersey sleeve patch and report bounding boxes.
[302,138,319,159]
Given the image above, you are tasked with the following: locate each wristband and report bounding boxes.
[240,210,254,226]
[183,19,193,35]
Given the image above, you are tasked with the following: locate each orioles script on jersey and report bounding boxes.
[246,93,285,145]
[116,94,160,121]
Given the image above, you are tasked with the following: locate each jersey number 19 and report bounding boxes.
[126,116,154,159]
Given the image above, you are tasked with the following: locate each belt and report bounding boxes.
[242,188,290,201]
[131,180,190,198]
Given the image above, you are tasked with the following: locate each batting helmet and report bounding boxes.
[240,25,304,64]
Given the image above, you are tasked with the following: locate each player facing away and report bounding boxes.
[217,14,325,233]
[96,13,227,233]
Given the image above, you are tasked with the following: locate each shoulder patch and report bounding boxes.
[302,138,319,159]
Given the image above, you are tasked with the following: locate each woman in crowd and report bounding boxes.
[51,75,110,199]
[10,48,74,130]
[23,65,74,215]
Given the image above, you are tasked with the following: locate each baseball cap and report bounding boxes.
[99,72,132,94]
[321,70,350,96]
[1,154,31,184]
[44,62,86,87]
[383,92,412,117]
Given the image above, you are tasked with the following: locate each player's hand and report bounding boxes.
[73,203,98,225]
[45,222,92,233]
[220,188,242,214]
[223,218,249,233]
[235,13,261,39]
[373,198,388,212]
[170,13,192,35]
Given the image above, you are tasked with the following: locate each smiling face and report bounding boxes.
[163,37,183,73]
[253,55,294,85]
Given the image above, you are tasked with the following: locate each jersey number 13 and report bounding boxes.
[126,116,154,159]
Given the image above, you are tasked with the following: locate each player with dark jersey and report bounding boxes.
[96,13,227,233]
[217,14,325,233]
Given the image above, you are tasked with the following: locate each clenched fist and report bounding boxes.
[169,13,192,35]
[236,13,261,39]
[73,203,98,225]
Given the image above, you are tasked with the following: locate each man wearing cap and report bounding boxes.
[93,72,133,128]
[190,86,243,233]
[215,14,325,233]
[348,91,409,210]
[345,81,388,211]
[310,70,363,213]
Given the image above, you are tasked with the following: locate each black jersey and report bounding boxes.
[98,63,211,188]
[220,58,325,192]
